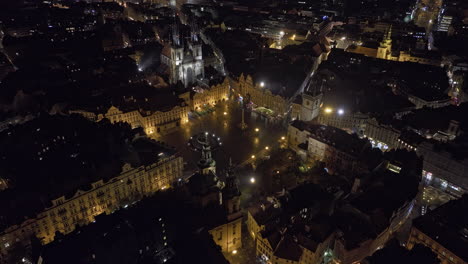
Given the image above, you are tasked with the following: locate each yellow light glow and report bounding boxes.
[265,146,269,150]
[324,108,333,113]
[251,155,255,159]
[255,128,259,132]
[232,250,237,254]
[223,112,227,115]
[281,136,285,140]
[250,177,256,183]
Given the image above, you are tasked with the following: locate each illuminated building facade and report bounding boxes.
[103,104,189,135]
[407,195,468,264]
[0,116,184,261]
[318,112,401,151]
[288,120,373,175]
[0,155,182,248]
[70,100,189,136]
[233,74,289,116]
[190,78,230,110]
[70,78,230,136]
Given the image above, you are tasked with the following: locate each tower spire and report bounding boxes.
[172,20,180,46]
[190,15,199,43]
[386,25,392,41]
[197,132,216,175]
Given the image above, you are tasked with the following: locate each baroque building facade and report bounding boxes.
[0,143,183,261]
[190,78,230,110]
[70,103,189,136]
[70,79,230,137]
[232,74,289,116]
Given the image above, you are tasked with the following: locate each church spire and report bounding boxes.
[223,158,240,199]
[189,16,199,43]
[172,20,181,47]
[197,132,216,175]
[379,25,392,49]
[386,25,392,41]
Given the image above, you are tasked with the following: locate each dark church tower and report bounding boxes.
[222,159,241,220]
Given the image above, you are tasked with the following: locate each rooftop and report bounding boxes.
[37,189,229,264]
[68,83,186,116]
[0,114,176,229]
[291,120,372,158]
[314,49,448,113]
[401,103,468,135]
[413,195,468,262]
[252,42,327,99]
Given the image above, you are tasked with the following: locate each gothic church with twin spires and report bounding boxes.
[160,19,204,87]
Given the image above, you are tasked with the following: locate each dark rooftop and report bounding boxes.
[0,114,176,230]
[290,120,372,158]
[413,195,468,262]
[313,49,448,113]
[401,103,468,134]
[37,189,229,264]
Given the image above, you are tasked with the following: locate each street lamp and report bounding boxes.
[250,177,256,183]
[338,109,344,115]
[260,82,265,87]
[223,112,227,115]
[251,155,255,159]
[281,136,285,140]
[265,146,269,150]
[232,250,238,255]
[324,108,333,114]
[255,128,260,132]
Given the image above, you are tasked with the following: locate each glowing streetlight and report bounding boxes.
[265,146,269,150]
[260,82,265,87]
[223,112,227,115]
[324,108,333,114]
[338,109,344,115]
[281,136,285,140]
[341,36,346,40]
[251,155,256,159]
[279,31,285,36]
[138,67,143,72]
[232,250,238,255]
[255,128,260,132]
[250,177,256,183]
